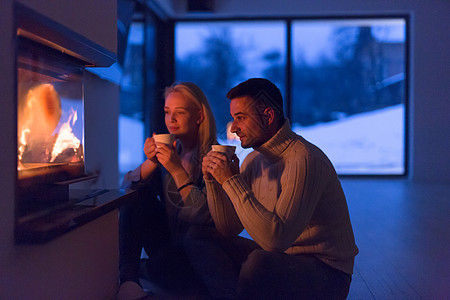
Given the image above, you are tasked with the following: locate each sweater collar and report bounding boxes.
[254,119,297,161]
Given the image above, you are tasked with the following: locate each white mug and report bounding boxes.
[153,133,175,147]
[212,144,236,159]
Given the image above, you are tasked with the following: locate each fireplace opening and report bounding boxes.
[16,36,87,218]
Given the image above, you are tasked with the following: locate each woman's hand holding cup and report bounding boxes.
[153,134,183,175]
[144,136,158,163]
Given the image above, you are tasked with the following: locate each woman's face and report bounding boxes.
[164,91,201,138]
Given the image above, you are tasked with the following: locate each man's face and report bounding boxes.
[230,97,269,149]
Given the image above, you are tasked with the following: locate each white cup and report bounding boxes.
[153,133,175,147]
[212,145,236,159]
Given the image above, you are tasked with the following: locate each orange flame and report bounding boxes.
[50,108,81,162]
[18,83,61,165]
[18,127,30,163]
[17,83,82,167]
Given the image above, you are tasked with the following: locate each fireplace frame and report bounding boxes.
[14,3,137,244]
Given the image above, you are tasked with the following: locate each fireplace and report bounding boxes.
[14,4,135,244]
[16,36,86,216]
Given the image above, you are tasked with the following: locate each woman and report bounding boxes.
[118,82,217,299]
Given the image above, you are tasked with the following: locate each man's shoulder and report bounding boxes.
[241,150,261,164]
[286,135,311,156]
[289,135,335,168]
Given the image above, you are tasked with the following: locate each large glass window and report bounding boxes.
[292,19,406,175]
[175,17,407,175]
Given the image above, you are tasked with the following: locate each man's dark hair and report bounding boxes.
[226,78,285,122]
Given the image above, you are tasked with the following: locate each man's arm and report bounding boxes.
[202,151,243,236]
[204,179,243,236]
[223,154,328,252]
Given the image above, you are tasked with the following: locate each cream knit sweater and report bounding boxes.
[205,120,358,275]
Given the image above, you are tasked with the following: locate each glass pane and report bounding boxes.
[292,18,406,175]
[17,39,85,174]
[119,22,144,182]
[120,22,144,120]
[175,21,286,162]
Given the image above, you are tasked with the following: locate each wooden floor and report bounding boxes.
[141,178,450,299]
[341,178,450,299]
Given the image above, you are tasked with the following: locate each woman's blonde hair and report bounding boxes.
[165,82,217,179]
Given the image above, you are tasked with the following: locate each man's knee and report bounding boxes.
[238,250,280,298]
[239,250,274,285]
[241,249,272,274]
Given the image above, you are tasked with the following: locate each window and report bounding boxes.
[175,17,407,175]
[292,18,406,175]
[119,22,145,182]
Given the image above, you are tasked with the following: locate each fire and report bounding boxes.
[18,127,30,163]
[50,108,81,162]
[17,83,82,167]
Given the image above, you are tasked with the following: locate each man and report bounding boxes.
[186,78,358,299]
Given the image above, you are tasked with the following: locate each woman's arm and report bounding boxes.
[155,142,197,203]
[139,136,159,181]
[140,158,159,181]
